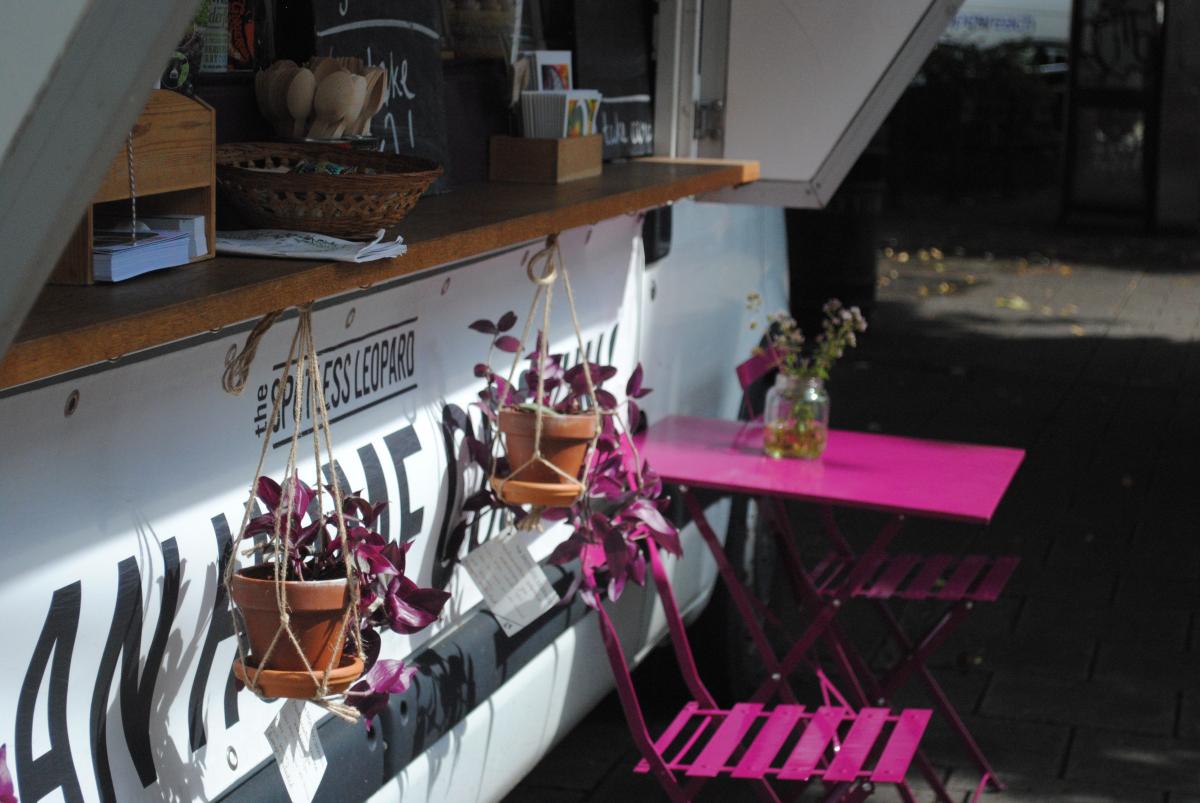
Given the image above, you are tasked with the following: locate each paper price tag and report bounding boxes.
[264,699,328,803]
[462,531,559,636]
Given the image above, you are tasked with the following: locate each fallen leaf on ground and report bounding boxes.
[995,294,1032,311]
[918,285,929,297]
[930,247,944,259]
[1070,325,1086,336]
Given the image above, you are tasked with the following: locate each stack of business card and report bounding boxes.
[92,228,190,282]
[520,90,603,138]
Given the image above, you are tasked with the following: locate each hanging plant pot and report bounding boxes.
[493,406,598,507]
[230,565,351,673]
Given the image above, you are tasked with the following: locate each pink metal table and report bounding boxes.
[642,416,1023,524]
[637,416,1025,800]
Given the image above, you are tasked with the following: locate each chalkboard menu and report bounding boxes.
[573,0,654,160]
[311,1,450,177]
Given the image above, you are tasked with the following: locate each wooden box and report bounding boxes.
[489,134,603,184]
[49,90,216,284]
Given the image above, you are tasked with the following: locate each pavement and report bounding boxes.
[505,195,1200,802]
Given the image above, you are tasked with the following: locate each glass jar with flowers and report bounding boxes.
[751,298,867,459]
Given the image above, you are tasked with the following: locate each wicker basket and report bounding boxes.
[216,143,442,238]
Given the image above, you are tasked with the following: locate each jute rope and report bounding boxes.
[488,235,609,524]
[222,306,365,722]
[223,309,286,395]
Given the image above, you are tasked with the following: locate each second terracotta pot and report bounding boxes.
[230,565,349,672]
[499,407,598,485]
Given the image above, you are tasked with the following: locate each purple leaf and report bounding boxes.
[243,512,276,538]
[256,476,282,509]
[626,364,644,398]
[628,500,673,535]
[589,475,625,499]
[0,744,12,796]
[288,476,317,520]
[467,436,492,467]
[547,533,585,565]
[539,506,570,522]
[345,658,418,726]
[630,549,648,586]
[596,389,618,411]
[627,399,641,429]
[492,375,516,405]
[497,311,518,332]
[469,319,497,335]
[494,335,522,353]
[473,362,491,378]
[0,744,15,803]
[385,577,451,634]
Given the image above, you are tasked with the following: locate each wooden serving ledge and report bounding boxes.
[1,158,757,390]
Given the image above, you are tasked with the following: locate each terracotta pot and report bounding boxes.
[234,653,364,699]
[499,407,598,485]
[230,565,349,672]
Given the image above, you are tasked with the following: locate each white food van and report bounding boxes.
[0,2,962,800]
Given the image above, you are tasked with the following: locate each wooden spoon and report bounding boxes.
[351,68,387,136]
[267,63,299,136]
[310,57,340,84]
[309,71,356,139]
[285,67,316,138]
[333,74,368,139]
[337,56,364,75]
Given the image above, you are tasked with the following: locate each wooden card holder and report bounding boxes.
[489,134,603,185]
[49,90,216,284]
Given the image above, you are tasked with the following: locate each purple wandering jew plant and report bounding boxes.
[449,311,681,608]
[242,474,450,724]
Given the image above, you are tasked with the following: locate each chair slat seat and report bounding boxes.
[634,703,932,785]
[820,553,1019,602]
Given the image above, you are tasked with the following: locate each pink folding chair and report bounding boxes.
[595,539,934,802]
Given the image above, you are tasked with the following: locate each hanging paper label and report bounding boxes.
[264,699,329,803]
[462,530,559,636]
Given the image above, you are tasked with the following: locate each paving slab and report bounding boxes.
[1016,598,1190,649]
[945,773,1164,803]
[918,713,1072,780]
[981,672,1178,736]
[1092,642,1200,691]
[1066,728,1200,792]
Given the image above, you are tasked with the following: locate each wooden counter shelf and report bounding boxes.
[1,158,757,391]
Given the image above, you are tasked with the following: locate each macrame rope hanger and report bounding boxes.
[486,233,648,525]
[221,305,365,722]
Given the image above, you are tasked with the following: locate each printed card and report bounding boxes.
[462,530,559,636]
